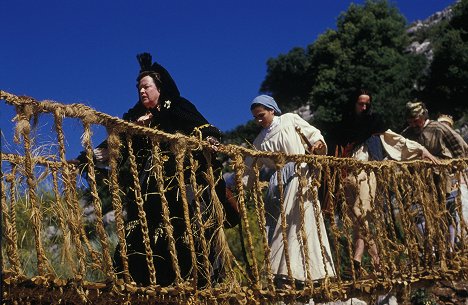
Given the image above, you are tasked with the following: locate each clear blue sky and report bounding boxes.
[0,0,456,157]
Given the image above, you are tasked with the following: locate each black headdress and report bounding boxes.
[124,52,220,139]
[136,52,180,101]
[136,52,153,72]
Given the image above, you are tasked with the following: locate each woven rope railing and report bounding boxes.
[1,90,468,304]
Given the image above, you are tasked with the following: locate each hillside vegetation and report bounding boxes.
[224,0,468,146]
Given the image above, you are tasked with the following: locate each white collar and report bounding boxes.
[258,116,280,140]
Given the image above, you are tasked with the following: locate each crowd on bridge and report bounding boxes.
[74,53,468,288]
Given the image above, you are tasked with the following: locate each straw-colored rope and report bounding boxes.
[187,148,212,288]
[126,135,158,285]
[174,139,199,288]
[2,169,21,275]
[81,121,114,278]
[53,109,87,278]
[51,168,75,274]
[15,103,50,276]
[69,170,103,270]
[371,168,391,278]
[201,146,238,287]
[107,129,131,283]
[233,154,260,288]
[275,156,295,288]
[323,162,343,284]
[389,165,418,275]
[336,164,359,282]
[2,90,468,304]
[296,163,313,287]
[250,159,274,290]
[150,144,183,285]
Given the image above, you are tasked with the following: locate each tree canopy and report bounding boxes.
[419,0,468,120]
[224,0,467,144]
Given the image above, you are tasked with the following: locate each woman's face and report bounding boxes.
[139,75,160,109]
[251,105,275,128]
[355,94,370,115]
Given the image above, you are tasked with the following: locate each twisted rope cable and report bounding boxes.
[2,168,21,275]
[428,166,449,272]
[372,167,394,279]
[296,163,313,288]
[309,160,332,297]
[81,122,114,278]
[126,135,157,286]
[275,156,295,289]
[150,144,182,285]
[389,165,419,276]
[51,168,75,274]
[336,164,358,282]
[233,154,260,288]
[323,162,343,286]
[3,90,468,304]
[173,140,198,289]
[69,169,103,270]
[250,160,274,290]
[421,166,441,271]
[15,104,49,276]
[107,129,131,283]
[200,147,236,288]
[53,109,87,277]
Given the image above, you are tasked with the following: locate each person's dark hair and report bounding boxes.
[136,71,162,89]
[356,89,372,104]
[354,88,372,116]
[343,88,373,116]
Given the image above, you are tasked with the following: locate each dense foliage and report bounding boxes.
[419,0,468,120]
[224,0,468,145]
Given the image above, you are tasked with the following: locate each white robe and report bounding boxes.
[245,113,335,282]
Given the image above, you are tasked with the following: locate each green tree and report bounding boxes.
[308,0,426,134]
[223,120,261,145]
[258,0,426,140]
[420,0,468,119]
[260,47,312,112]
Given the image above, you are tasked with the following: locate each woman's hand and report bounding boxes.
[206,136,220,152]
[312,140,326,155]
[136,112,153,126]
[421,147,440,164]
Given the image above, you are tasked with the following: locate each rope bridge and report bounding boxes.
[1,91,467,304]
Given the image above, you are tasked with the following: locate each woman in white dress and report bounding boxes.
[244,95,335,287]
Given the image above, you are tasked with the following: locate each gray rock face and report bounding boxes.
[406,40,433,61]
[293,105,313,121]
[407,6,453,37]
[405,4,454,63]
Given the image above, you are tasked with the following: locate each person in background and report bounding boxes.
[437,114,455,129]
[337,90,438,277]
[437,114,468,232]
[242,94,335,288]
[402,101,468,250]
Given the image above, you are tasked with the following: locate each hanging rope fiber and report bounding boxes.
[1,90,467,304]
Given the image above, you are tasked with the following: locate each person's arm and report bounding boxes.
[380,129,439,163]
[439,124,468,158]
[294,114,327,155]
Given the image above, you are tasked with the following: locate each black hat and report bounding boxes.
[136,52,180,101]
